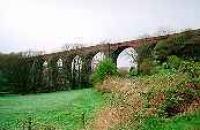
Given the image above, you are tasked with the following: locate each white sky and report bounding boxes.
[0,0,200,53]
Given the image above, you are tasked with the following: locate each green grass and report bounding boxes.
[140,111,200,130]
[0,88,105,130]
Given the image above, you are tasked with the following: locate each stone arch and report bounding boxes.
[71,55,82,88]
[55,58,67,89]
[57,58,63,68]
[48,55,62,90]
[43,60,48,68]
[91,52,106,71]
[72,55,82,71]
[117,47,138,71]
[62,51,80,89]
[80,53,96,87]
[42,59,51,89]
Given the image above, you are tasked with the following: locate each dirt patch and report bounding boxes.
[86,101,143,130]
[185,98,200,113]
[86,107,126,130]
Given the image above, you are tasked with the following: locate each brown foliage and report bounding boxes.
[88,77,145,130]
[88,74,200,130]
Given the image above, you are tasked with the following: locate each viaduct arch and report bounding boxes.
[29,35,170,90]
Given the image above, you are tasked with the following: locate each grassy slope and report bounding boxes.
[0,88,105,130]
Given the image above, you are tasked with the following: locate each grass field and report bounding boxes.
[0,88,105,130]
[140,111,200,130]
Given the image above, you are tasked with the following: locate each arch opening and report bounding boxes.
[43,60,48,68]
[71,55,82,72]
[117,47,138,72]
[71,55,82,87]
[57,58,63,69]
[91,52,105,71]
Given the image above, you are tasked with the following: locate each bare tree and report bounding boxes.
[124,49,138,70]
[72,43,84,49]
[61,43,84,51]
[71,55,82,88]
[62,43,71,51]
[154,26,176,36]
[21,49,44,57]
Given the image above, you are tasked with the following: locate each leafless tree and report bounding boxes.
[154,27,176,36]
[62,43,71,51]
[124,48,138,70]
[125,49,138,63]
[61,43,84,51]
[72,43,84,49]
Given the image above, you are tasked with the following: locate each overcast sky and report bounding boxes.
[0,0,200,53]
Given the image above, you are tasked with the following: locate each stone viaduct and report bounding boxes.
[29,34,171,90]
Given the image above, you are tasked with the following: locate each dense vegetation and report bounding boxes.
[0,52,89,94]
[0,53,25,93]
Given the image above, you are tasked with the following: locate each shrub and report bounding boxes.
[154,32,193,62]
[162,62,169,69]
[167,55,182,70]
[90,58,118,84]
[128,68,139,77]
[179,61,200,82]
[136,43,155,65]
[181,36,200,60]
[139,58,155,75]
[159,84,200,117]
[154,40,171,61]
